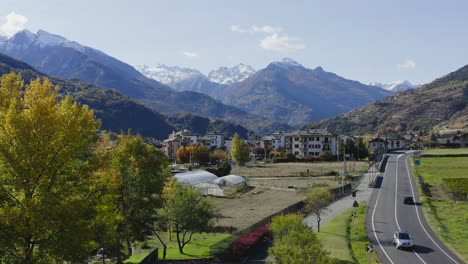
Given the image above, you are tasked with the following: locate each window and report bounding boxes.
[309,137,313,141]
[324,137,329,143]
[316,137,320,141]
[315,152,320,156]
[315,144,320,148]
[309,144,313,148]
[294,151,299,155]
[294,144,299,148]
[294,137,299,141]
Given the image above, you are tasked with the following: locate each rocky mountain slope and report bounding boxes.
[0,53,256,139]
[0,30,290,134]
[220,58,393,126]
[304,65,468,135]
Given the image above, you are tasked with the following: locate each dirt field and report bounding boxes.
[211,187,306,231]
[247,176,341,189]
[211,162,368,231]
[231,161,369,177]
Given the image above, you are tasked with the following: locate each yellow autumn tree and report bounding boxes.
[0,73,101,263]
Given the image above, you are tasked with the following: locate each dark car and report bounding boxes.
[403,195,414,204]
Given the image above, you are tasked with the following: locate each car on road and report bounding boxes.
[403,195,414,204]
[393,231,414,249]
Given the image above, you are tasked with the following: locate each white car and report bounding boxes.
[393,231,414,249]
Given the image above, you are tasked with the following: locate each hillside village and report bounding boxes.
[162,128,468,162]
[0,2,467,264]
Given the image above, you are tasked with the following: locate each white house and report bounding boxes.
[285,129,337,158]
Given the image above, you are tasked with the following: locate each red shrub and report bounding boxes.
[229,226,270,257]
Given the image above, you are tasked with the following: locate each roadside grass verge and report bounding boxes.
[316,208,354,263]
[349,202,380,264]
[412,156,468,262]
[124,232,232,263]
[415,157,468,184]
[422,148,468,155]
[316,201,380,264]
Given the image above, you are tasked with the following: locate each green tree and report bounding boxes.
[0,73,101,263]
[97,133,171,261]
[189,145,210,165]
[306,188,334,232]
[161,180,218,254]
[230,133,251,166]
[269,214,333,264]
[356,137,369,160]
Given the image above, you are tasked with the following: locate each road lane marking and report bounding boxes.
[395,154,428,264]
[371,156,395,264]
[404,156,460,264]
[394,154,404,230]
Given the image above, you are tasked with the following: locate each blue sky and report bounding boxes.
[1,0,467,84]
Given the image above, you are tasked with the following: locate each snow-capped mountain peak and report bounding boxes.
[136,64,204,85]
[370,80,420,92]
[208,64,255,85]
[0,29,90,53]
[268,57,304,70]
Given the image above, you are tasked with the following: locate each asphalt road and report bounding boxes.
[366,152,464,264]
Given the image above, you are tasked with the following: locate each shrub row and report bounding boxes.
[442,178,468,201]
[228,226,270,259]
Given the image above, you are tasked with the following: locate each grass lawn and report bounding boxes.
[416,157,468,184]
[316,208,354,263]
[124,232,232,263]
[421,198,468,262]
[412,157,468,262]
[349,202,380,264]
[422,148,468,155]
[316,202,380,264]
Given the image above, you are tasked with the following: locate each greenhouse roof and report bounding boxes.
[174,170,218,185]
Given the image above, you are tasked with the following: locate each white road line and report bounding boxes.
[395,154,428,264]
[371,156,395,264]
[394,154,404,230]
[404,156,460,264]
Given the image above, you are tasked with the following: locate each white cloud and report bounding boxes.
[260,33,305,52]
[183,51,199,57]
[230,24,282,34]
[0,12,28,37]
[251,25,282,33]
[397,59,416,69]
[231,24,304,52]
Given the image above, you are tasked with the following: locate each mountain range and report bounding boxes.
[369,80,420,93]
[0,53,254,139]
[218,58,393,126]
[304,65,468,135]
[0,29,290,135]
[137,57,394,127]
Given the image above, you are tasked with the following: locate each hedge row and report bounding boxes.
[442,178,468,201]
[228,226,270,259]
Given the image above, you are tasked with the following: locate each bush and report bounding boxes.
[442,178,468,201]
[206,161,231,177]
[229,227,270,258]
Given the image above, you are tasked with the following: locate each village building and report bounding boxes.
[285,129,338,158]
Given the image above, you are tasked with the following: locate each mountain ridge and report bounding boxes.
[0,29,291,135]
[304,65,468,135]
